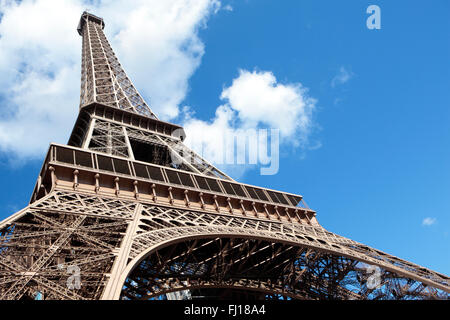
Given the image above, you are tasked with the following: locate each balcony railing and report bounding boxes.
[47,143,308,210]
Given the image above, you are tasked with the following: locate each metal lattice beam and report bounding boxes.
[78,12,157,119]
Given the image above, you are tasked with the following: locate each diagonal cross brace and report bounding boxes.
[0,215,86,300]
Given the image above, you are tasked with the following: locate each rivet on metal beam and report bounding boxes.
[294,208,302,224]
[213,195,220,212]
[184,190,190,207]
[304,209,312,225]
[133,181,139,199]
[239,199,246,216]
[94,173,100,193]
[263,203,270,219]
[73,170,79,190]
[199,192,205,209]
[226,197,233,214]
[273,206,282,221]
[151,184,157,202]
[251,201,258,217]
[114,177,120,196]
[49,166,56,187]
[285,207,292,223]
[168,187,174,205]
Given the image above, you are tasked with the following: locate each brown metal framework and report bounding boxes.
[0,12,448,300]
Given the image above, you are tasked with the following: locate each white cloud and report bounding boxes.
[0,0,220,159]
[331,66,353,88]
[220,69,315,140]
[223,5,233,11]
[182,104,237,172]
[422,217,437,226]
[182,69,317,177]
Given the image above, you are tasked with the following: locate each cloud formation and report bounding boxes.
[331,66,353,88]
[0,0,220,159]
[182,69,316,176]
[223,5,233,11]
[422,217,437,226]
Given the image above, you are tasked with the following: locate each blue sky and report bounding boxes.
[0,0,449,275]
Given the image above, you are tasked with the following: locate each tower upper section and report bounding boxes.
[77,12,158,119]
[70,12,234,182]
[77,11,105,35]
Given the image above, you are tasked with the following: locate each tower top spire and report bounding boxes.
[77,11,158,119]
[77,11,105,35]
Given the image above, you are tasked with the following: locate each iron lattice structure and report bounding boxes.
[0,12,448,300]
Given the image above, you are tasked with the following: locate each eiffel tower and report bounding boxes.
[0,12,448,300]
